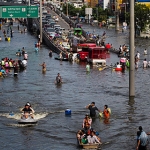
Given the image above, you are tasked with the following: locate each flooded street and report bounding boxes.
[0,21,150,150]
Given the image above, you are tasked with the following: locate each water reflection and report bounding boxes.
[128,97,135,122]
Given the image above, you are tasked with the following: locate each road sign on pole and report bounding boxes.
[27,6,38,18]
[1,6,27,18]
[0,6,38,18]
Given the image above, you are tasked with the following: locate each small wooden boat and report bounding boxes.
[77,132,101,149]
[55,57,68,61]
[77,140,100,149]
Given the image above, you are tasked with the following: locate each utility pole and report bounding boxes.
[129,0,135,98]
[115,0,119,30]
[40,0,42,43]
[66,1,68,17]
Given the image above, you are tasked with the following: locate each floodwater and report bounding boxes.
[0,21,150,150]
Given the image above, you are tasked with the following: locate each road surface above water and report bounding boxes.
[0,20,150,150]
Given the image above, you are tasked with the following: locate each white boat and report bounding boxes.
[18,116,37,124]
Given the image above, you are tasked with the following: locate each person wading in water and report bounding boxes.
[39,62,46,73]
[55,73,62,84]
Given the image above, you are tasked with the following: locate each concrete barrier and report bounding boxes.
[33,19,67,57]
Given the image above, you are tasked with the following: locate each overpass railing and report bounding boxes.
[47,3,87,39]
[34,18,67,57]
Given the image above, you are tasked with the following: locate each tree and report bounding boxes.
[62,3,83,17]
[126,3,150,36]
[92,7,108,22]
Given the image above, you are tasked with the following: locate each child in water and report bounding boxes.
[103,105,110,119]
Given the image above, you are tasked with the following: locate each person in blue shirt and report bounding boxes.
[1,68,6,75]
[136,126,148,150]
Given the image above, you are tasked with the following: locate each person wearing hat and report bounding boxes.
[21,102,35,119]
[136,126,148,150]
[86,102,101,118]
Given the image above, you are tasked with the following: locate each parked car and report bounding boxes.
[45,14,51,20]
[42,12,47,18]
[50,22,56,28]
[54,24,61,30]
[46,27,55,35]
[47,19,55,23]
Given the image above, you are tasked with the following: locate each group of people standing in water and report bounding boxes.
[134,50,150,69]
[77,102,111,145]
[115,44,150,71]
[0,47,28,77]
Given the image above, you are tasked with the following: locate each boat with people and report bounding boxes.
[54,56,68,61]
[18,102,37,124]
[77,139,100,149]
[76,113,102,149]
[76,129,101,149]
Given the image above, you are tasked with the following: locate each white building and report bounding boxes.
[99,0,110,9]
[103,0,109,9]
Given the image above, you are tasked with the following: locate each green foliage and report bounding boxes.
[62,4,108,21]
[126,3,150,32]
[62,3,87,17]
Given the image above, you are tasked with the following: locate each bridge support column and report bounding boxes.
[27,18,33,32]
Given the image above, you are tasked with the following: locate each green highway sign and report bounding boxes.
[0,6,38,18]
[27,6,38,18]
[1,6,27,18]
